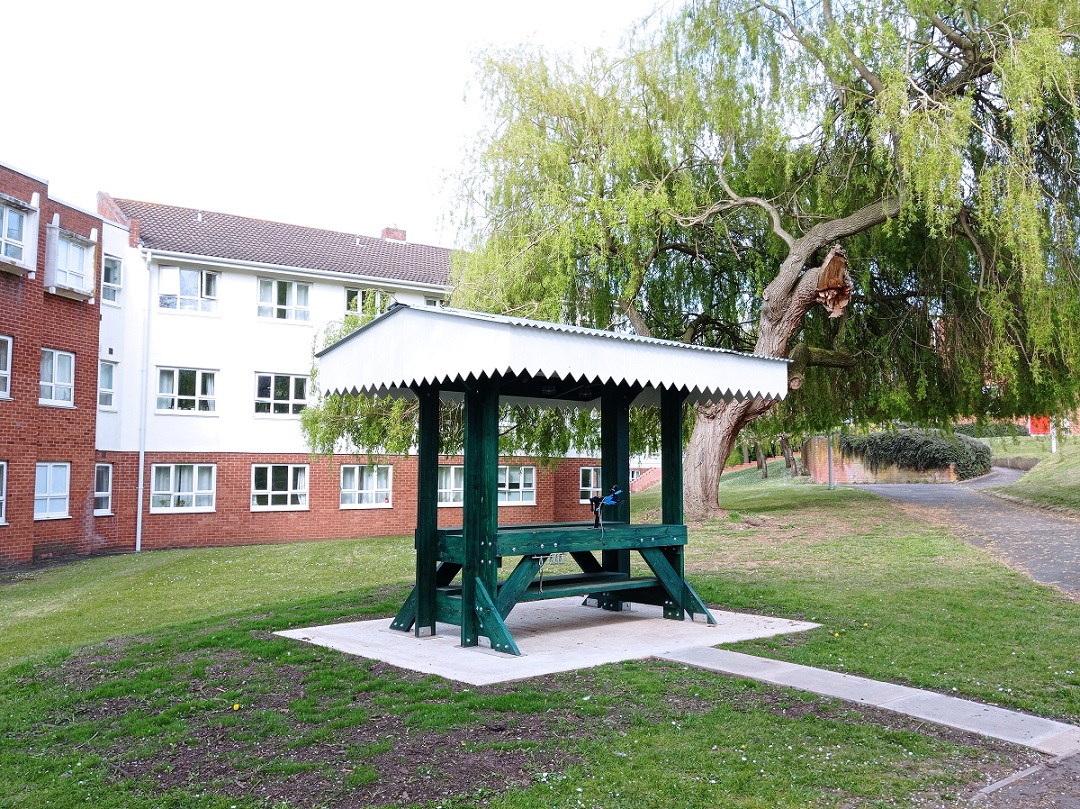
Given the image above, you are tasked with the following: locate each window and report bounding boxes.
[437,464,535,505]
[0,335,11,398]
[437,464,464,505]
[252,464,308,510]
[498,465,536,504]
[345,287,391,317]
[102,256,122,303]
[34,462,70,519]
[56,238,89,291]
[40,348,75,406]
[0,205,25,262]
[160,266,218,312]
[0,461,6,523]
[151,464,216,511]
[340,464,392,508]
[157,368,216,412]
[259,279,310,321]
[98,360,116,408]
[94,464,113,515]
[579,466,602,503]
[255,373,307,415]
[424,297,442,307]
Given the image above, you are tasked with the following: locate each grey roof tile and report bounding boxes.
[110,198,450,287]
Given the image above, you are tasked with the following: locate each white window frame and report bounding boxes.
[56,237,89,292]
[34,462,70,520]
[0,461,7,524]
[340,464,393,509]
[254,372,308,416]
[498,464,536,504]
[156,367,216,413]
[344,287,390,318]
[251,464,309,511]
[437,464,464,506]
[98,360,117,409]
[0,204,26,263]
[94,463,113,515]
[259,278,310,321]
[159,266,218,312]
[40,348,75,406]
[0,335,11,399]
[150,463,216,512]
[101,255,122,304]
[579,466,602,503]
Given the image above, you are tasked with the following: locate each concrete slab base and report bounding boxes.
[275,597,818,686]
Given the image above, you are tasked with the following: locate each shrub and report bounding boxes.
[840,429,992,480]
[953,421,1030,438]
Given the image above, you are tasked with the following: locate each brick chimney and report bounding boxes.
[381,226,406,242]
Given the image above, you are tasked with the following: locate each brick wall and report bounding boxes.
[802,436,958,484]
[0,166,101,566]
[117,453,603,552]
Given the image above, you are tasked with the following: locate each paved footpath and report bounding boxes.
[862,467,1080,598]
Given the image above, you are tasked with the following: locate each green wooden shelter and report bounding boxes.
[316,305,789,655]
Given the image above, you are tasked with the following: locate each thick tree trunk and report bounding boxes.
[680,196,902,519]
[780,434,798,475]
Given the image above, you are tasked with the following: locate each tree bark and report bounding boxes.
[681,196,902,519]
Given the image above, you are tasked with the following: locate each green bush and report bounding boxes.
[953,421,1030,438]
[840,429,992,480]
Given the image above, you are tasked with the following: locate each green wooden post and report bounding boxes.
[599,384,633,607]
[461,376,500,647]
[660,386,687,525]
[660,386,691,621]
[414,384,440,636]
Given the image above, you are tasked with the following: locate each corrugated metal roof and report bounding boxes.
[110,198,451,287]
[316,305,789,408]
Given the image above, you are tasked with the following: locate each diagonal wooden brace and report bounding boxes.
[496,556,542,619]
[473,577,521,655]
[639,547,717,624]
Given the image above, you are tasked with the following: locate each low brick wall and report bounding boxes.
[802,436,958,484]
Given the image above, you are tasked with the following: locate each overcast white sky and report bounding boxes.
[6,0,672,248]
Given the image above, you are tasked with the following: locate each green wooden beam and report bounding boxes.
[414,384,440,636]
[473,577,521,655]
[639,546,717,624]
[600,383,639,601]
[495,556,543,618]
[389,587,417,631]
[660,387,688,526]
[461,377,500,648]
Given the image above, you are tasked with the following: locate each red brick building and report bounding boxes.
[0,162,102,566]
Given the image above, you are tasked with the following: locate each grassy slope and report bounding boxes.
[989,437,1080,511]
[0,535,413,669]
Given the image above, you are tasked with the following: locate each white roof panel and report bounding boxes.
[315,305,789,407]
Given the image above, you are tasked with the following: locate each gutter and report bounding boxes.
[143,248,449,295]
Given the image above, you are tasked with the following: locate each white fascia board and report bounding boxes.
[145,248,449,294]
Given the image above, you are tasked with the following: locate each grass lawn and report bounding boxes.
[988,436,1080,511]
[0,467,1076,808]
[980,434,1068,462]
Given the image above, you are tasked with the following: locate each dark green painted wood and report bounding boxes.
[435,592,462,625]
[600,383,638,589]
[639,546,717,624]
[389,587,417,631]
[517,575,660,601]
[435,561,462,587]
[496,556,543,618]
[414,384,441,636]
[439,523,687,561]
[473,577,521,655]
[461,378,500,648]
[570,550,603,574]
[660,387,688,526]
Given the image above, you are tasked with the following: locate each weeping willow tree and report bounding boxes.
[452,0,1080,517]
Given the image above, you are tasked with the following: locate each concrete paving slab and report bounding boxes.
[657,647,1080,755]
[275,597,818,686]
[882,691,1080,753]
[663,648,917,704]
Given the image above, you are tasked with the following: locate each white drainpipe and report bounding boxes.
[134,249,153,552]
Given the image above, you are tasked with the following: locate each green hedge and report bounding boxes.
[840,429,993,480]
[953,421,1030,438]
